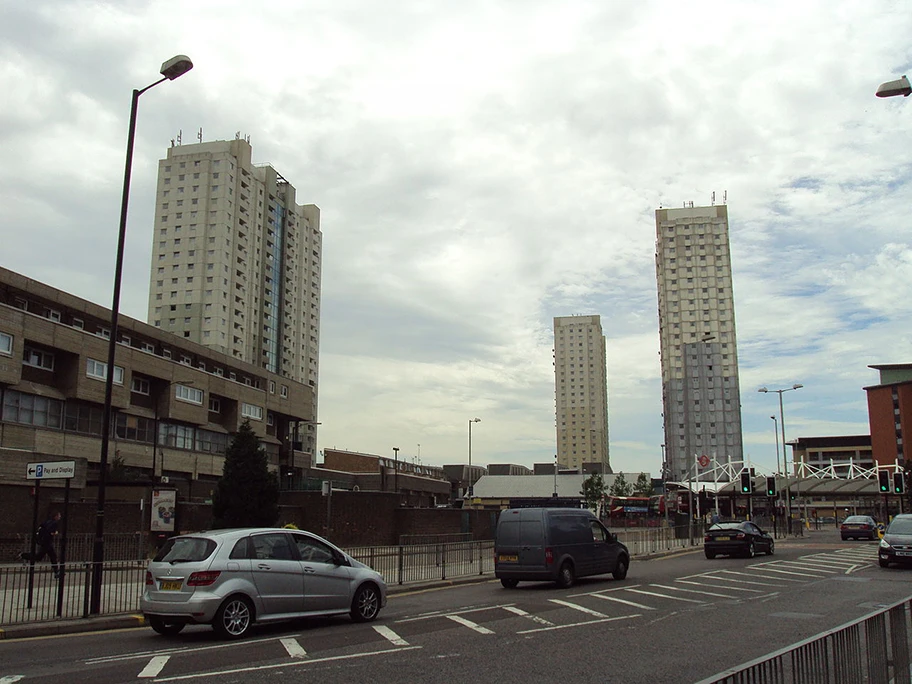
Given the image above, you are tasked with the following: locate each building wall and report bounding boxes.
[655,205,743,479]
[553,315,611,472]
[866,383,912,466]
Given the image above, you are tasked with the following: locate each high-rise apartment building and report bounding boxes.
[655,205,743,481]
[147,139,322,453]
[553,315,611,472]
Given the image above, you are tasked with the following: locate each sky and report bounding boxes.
[2,1,911,478]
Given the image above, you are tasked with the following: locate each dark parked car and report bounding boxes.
[879,514,912,568]
[704,521,774,559]
[840,515,878,541]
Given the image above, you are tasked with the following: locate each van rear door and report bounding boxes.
[496,510,545,573]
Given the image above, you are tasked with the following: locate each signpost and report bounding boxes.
[24,460,75,613]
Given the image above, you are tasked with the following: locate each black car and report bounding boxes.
[879,514,912,568]
[840,515,878,541]
[704,521,774,559]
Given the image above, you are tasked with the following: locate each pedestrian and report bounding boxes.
[21,511,62,578]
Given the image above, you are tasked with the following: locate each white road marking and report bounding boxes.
[138,656,170,678]
[626,588,705,603]
[768,561,838,573]
[549,599,608,618]
[373,625,410,646]
[152,645,423,682]
[748,566,823,578]
[571,584,642,597]
[502,605,556,626]
[517,614,640,634]
[655,583,738,599]
[678,581,764,593]
[446,614,494,634]
[280,638,308,659]
[589,594,656,610]
[0,677,25,683]
[705,573,785,587]
[397,604,514,622]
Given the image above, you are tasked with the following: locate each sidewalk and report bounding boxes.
[0,529,840,641]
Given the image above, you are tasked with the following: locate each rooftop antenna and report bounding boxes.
[723,190,727,204]
[177,129,182,145]
[711,191,716,206]
[197,127,202,143]
[235,131,241,140]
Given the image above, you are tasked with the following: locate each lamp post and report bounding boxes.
[758,384,802,536]
[392,447,399,499]
[91,55,193,616]
[771,415,781,537]
[467,417,481,498]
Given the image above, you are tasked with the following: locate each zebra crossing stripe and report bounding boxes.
[280,638,308,659]
[373,625,409,646]
[447,614,495,634]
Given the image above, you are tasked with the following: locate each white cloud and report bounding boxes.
[1,1,911,477]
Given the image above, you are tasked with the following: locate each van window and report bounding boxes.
[591,521,607,542]
[551,515,591,544]
[499,520,521,545]
[521,520,543,545]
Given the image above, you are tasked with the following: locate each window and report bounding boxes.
[86,358,124,384]
[280,385,288,398]
[2,390,63,428]
[114,414,155,443]
[175,384,203,405]
[159,423,195,449]
[197,428,229,454]
[241,403,263,420]
[0,332,11,356]
[141,342,155,353]
[208,397,221,413]
[131,376,151,395]
[23,346,54,371]
[72,318,84,330]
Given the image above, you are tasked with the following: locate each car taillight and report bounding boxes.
[187,571,221,586]
[545,548,553,565]
[704,535,711,542]
[736,533,746,539]
[145,571,154,586]
[840,525,847,530]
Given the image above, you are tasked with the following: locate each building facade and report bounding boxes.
[146,138,322,456]
[864,364,912,467]
[790,435,873,476]
[655,205,743,481]
[553,315,611,472]
[0,266,316,495]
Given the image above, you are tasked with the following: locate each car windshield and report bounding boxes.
[888,520,912,535]
[844,516,872,523]
[709,522,743,531]
[154,537,217,563]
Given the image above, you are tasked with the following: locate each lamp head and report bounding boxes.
[792,383,803,390]
[876,75,911,98]
[758,387,768,393]
[471,417,481,423]
[160,55,193,80]
[770,415,776,421]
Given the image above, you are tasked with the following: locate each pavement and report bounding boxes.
[0,527,840,641]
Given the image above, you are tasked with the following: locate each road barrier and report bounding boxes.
[0,525,704,627]
[696,596,912,684]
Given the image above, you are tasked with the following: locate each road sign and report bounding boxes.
[26,461,76,480]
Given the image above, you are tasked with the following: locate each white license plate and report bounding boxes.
[160,580,182,591]
[715,536,730,541]
[896,551,912,557]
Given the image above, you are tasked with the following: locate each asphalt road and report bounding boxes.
[1,533,909,684]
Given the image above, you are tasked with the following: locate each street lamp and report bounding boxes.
[392,447,399,498]
[876,75,911,98]
[758,384,803,535]
[91,55,193,616]
[468,418,481,498]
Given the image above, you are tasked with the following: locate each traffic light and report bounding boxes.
[879,471,891,493]
[740,471,753,494]
[766,476,776,497]
[894,471,905,495]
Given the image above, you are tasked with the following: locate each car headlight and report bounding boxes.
[880,539,891,549]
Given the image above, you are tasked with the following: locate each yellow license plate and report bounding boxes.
[499,554,518,562]
[715,536,730,541]
[160,580,182,591]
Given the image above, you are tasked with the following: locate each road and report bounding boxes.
[1,534,909,683]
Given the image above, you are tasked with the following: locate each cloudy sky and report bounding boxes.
[2,1,911,477]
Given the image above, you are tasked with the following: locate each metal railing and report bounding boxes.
[696,596,912,684]
[0,525,704,627]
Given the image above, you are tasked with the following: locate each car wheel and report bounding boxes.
[745,542,755,559]
[879,559,890,568]
[767,540,775,556]
[148,616,185,636]
[556,561,575,588]
[612,555,629,581]
[704,550,716,559]
[351,583,381,622]
[213,595,253,639]
[500,578,519,589]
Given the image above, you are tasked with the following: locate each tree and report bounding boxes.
[580,473,606,515]
[212,420,279,528]
[633,473,654,497]
[608,472,633,498]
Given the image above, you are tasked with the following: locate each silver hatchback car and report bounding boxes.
[141,528,387,639]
